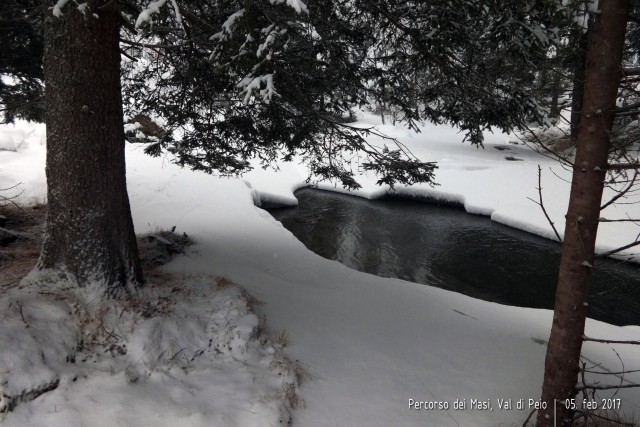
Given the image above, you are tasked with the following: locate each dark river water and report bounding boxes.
[268,188,640,326]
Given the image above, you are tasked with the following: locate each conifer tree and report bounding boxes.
[9,0,569,294]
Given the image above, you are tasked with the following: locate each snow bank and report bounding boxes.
[0,273,299,426]
[1,116,640,426]
[243,111,640,261]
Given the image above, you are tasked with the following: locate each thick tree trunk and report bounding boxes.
[536,1,630,426]
[40,0,143,297]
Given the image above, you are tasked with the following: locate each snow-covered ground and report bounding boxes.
[1,115,640,426]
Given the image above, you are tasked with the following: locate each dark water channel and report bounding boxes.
[268,188,640,326]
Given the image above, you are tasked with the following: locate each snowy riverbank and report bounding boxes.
[1,117,640,426]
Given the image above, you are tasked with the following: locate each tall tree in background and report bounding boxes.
[41,0,142,296]
[536,0,631,425]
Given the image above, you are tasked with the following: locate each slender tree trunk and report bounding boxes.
[40,0,143,297]
[536,1,630,426]
[570,23,590,144]
[549,69,561,121]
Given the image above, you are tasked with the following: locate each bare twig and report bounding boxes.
[0,182,25,211]
[11,301,28,328]
[623,66,640,76]
[607,162,640,171]
[518,122,575,166]
[120,49,137,62]
[601,169,638,210]
[576,383,640,391]
[584,368,640,375]
[583,336,640,345]
[522,408,537,426]
[579,360,590,425]
[595,239,640,258]
[610,348,625,399]
[527,165,562,242]
[119,38,183,50]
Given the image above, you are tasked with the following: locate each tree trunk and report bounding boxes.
[570,23,590,144]
[536,1,630,426]
[40,0,143,297]
[549,69,561,121]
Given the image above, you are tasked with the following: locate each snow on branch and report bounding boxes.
[169,0,183,27]
[210,9,246,42]
[136,0,167,28]
[270,0,308,14]
[238,74,277,104]
[257,25,281,58]
[210,0,305,43]
[50,0,93,18]
[51,0,70,17]
[136,0,183,29]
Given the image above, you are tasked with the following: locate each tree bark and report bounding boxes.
[40,0,143,297]
[536,1,630,426]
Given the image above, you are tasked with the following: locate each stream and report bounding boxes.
[268,188,640,326]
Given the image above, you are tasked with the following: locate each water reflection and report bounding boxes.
[269,188,640,326]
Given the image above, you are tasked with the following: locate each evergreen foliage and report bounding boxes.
[4,0,576,188]
[122,0,570,188]
[0,0,44,123]
[348,0,564,143]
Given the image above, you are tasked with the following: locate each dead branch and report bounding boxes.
[576,383,640,391]
[623,66,640,76]
[614,101,640,114]
[584,368,640,375]
[527,165,562,242]
[0,183,26,213]
[614,109,640,117]
[607,162,640,171]
[519,125,575,167]
[119,38,183,50]
[10,301,28,328]
[522,408,537,426]
[601,170,639,210]
[120,49,137,62]
[583,336,640,345]
[595,239,640,258]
